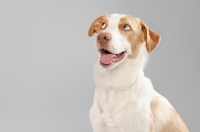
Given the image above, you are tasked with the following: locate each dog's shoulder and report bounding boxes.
[149,93,189,132]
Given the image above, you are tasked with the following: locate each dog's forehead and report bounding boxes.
[106,14,141,30]
[106,14,125,29]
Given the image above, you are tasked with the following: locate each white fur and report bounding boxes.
[90,14,176,132]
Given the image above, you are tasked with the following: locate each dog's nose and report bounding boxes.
[97,33,111,45]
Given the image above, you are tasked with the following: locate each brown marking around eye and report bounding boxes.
[118,16,144,59]
[88,15,109,37]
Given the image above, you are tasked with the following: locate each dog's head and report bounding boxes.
[88,14,161,69]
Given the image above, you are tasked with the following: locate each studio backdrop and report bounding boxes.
[0,0,199,131]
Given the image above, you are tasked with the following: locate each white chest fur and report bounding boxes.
[90,62,155,132]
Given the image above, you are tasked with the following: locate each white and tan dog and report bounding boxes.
[88,14,189,132]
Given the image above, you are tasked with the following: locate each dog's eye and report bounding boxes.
[101,23,106,29]
[123,24,131,31]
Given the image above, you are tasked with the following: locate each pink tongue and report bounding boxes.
[100,54,114,64]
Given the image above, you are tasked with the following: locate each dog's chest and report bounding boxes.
[98,88,131,125]
[99,88,131,113]
[97,87,150,131]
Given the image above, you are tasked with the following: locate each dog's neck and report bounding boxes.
[94,51,148,91]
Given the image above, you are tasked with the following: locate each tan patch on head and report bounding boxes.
[88,15,109,37]
[149,96,159,132]
[160,109,189,132]
[118,15,161,57]
[118,16,144,58]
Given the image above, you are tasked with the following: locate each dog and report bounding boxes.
[88,14,189,132]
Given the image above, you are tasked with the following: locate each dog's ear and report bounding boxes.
[140,21,161,53]
[88,15,106,37]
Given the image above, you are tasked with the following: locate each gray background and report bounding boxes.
[0,0,199,131]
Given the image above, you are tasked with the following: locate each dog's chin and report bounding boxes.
[98,49,127,69]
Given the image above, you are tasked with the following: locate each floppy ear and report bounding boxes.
[88,15,106,37]
[141,21,161,53]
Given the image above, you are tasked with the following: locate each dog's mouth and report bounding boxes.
[99,49,126,65]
